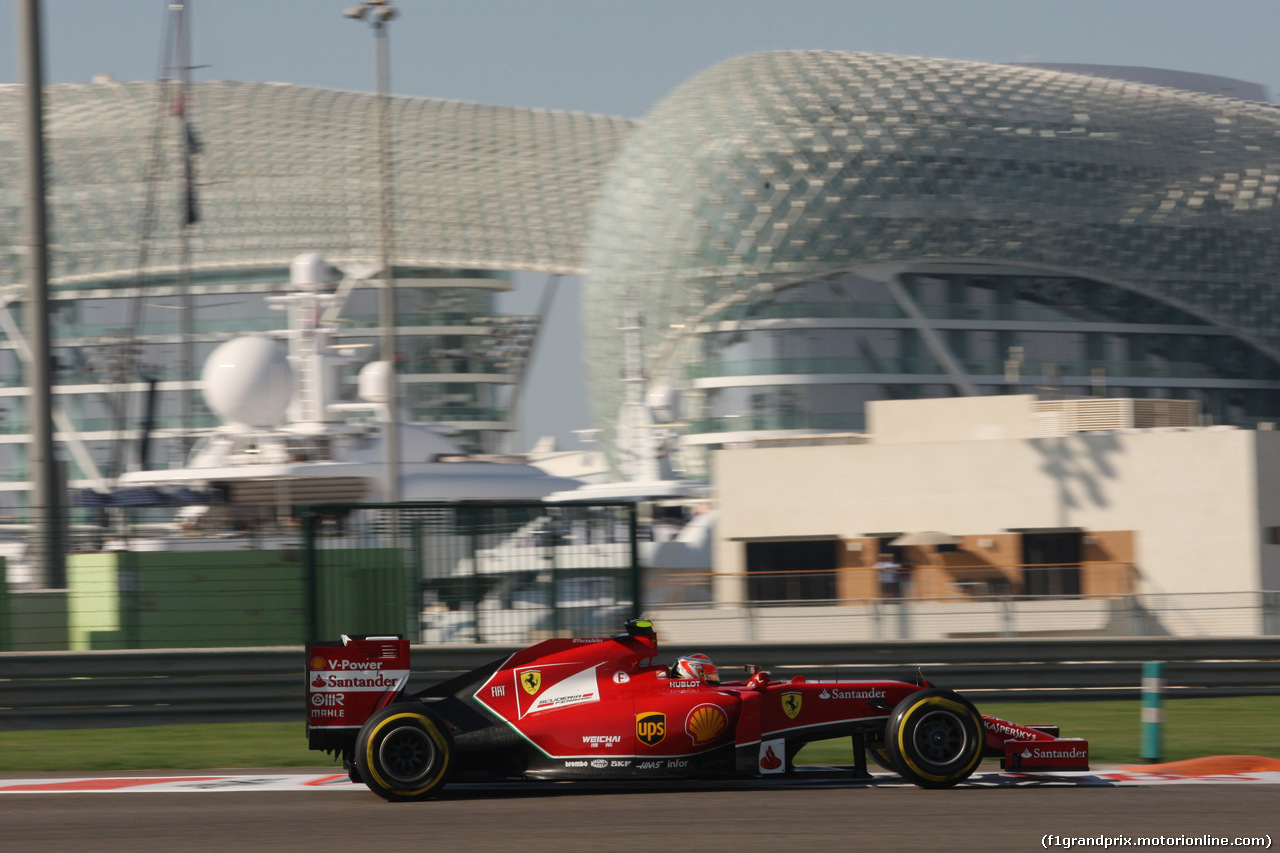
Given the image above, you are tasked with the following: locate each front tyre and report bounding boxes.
[354,704,453,802]
[884,689,984,789]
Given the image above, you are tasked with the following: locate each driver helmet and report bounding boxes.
[672,652,719,684]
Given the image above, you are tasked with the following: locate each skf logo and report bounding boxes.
[685,704,728,745]
[520,671,542,695]
[782,692,802,720]
[636,712,667,747]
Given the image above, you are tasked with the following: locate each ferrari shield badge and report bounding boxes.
[520,670,542,695]
[782,692,802,719]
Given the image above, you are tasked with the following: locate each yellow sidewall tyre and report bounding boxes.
[354,705,453,802]
[884,689,984,789]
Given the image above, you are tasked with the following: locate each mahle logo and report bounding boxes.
[636,712,667,747]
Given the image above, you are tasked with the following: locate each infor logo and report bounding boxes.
[636,711,667,747]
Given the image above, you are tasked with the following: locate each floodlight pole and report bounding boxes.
[346,1,400,508]
[18,0,64,587]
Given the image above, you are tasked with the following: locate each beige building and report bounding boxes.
[702,395,1280,637]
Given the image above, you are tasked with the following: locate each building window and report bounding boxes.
[744,539,837,603]
[1020,531,1082,596]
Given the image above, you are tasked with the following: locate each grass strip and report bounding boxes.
[1,697,1275,773]
[797,696,1280,766]
[0,722,323,773]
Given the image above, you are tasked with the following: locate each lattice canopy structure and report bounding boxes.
[0,80,634,284]
[584,51,1280,443]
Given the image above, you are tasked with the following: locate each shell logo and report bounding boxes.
[310,656,327,671]
[685,703,728,745]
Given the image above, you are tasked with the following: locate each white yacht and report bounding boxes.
[104,253,585,535]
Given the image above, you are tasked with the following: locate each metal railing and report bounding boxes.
[647,590,1280,643]
[648,563,1138,605]
[1,507,1275,652]
[686,355,1248,382]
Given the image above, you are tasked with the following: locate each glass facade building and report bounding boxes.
[584,52,1280,469]
[0,80,633,509]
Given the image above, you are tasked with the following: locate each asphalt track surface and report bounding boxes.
[4,772,1278,852]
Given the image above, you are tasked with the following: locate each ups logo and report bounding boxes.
[636,711,667,747]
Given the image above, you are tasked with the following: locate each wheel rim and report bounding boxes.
[911,709,969,767]
[378,723,438,785]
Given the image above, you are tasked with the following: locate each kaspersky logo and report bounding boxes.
[637,712,666,747]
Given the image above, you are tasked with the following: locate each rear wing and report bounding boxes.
[306,635,410,753]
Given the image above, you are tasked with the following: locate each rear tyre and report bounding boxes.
[354,704,453,802]
[884,688,984,789]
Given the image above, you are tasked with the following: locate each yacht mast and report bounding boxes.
[175,0,197,455]
[18,0,64,586]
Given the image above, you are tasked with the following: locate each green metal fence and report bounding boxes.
[302,501,641,644]
[0,501,640,651]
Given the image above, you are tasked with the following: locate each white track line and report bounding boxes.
[2,769,1279,793]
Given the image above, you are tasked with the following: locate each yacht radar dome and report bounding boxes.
[289,252,333,292]
[358,360,395,404]
[201,336,295,427]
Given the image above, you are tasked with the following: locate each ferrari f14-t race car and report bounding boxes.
[306,620,1088,800]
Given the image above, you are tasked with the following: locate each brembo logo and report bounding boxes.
[637,712,667,747]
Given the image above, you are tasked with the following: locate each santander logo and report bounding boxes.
[1022,747,1087,759]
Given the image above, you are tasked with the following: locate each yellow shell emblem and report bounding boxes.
[686,704,728,745]
[310,655,326,671]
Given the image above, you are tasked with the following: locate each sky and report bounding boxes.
[6,0,1280,450]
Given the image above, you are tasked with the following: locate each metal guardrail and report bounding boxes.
[648,591,1280,642]
[706,638,1280,702]
[2,637,1278,730]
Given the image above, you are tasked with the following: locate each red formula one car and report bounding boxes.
[306,620,1088,801]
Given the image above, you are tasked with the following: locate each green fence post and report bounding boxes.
[466,505,482,644]
[408,517,422,643]
[628,503,641,621]
[1140,660,1164,763]
[302,508,317,642]
[124,551,142,649]
[549,506,561,637]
